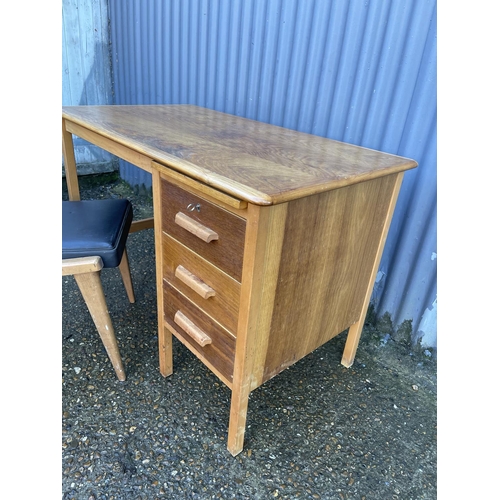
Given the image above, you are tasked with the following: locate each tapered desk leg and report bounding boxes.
[62,118,81,201]
[341,172,404,368]
[342,320,365,368]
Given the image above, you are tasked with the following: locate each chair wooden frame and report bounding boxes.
[62,249,135,381]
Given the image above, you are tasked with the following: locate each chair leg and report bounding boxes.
[118,247,135,303]
[73,270,126,381]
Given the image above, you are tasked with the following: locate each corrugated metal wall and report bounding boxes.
[107,0,437,349]
[62,0,117,174]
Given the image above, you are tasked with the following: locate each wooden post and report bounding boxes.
[118,248,136,303]
[227,203,288,456]
[153,169,173,377]
[62,118,80,201]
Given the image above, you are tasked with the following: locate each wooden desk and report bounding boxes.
[62,105,417,456]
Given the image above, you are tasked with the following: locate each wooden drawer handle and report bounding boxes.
[174,311,212,347]
[175,265,216,299]
[175,212,219,243]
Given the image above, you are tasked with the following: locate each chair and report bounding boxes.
[62,199,135,381]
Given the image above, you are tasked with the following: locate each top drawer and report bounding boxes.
[161,178,246,281]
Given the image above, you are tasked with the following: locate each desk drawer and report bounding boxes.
[163,234,240,334]
[161,178,246,281]
[163,281,235,383]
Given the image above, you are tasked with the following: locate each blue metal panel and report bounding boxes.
[108,0,437,348]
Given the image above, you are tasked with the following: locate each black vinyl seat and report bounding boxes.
[62,199,135,381]
[62,199,133,267]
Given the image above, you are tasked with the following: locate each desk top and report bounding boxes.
[63,105,417,205]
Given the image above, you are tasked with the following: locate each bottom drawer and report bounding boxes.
[163,281,236,384]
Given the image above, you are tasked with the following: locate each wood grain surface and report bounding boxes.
[260,173,400,382]
[162,234,241,334]
[161,178,247,281]
[163,281,236,384]
[63,105,417,205]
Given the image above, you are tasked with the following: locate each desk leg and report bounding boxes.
[341,172,404,367]
[227,204,287,456]
[227,382,251,456]
[152,170,173,377]
[62,118,80,201]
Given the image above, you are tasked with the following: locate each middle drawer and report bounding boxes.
[162,234,241,334]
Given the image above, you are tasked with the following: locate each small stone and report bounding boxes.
[412,384,419,391]
[380,333,391,345]
[74,367,81,374]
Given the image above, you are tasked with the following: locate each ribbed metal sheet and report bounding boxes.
[108,0,437,349]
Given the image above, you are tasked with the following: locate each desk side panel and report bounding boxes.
[261,173,400,383]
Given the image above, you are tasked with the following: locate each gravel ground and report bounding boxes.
[62,173,437,499]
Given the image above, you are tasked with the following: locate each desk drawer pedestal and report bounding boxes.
[156,169,404,456]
